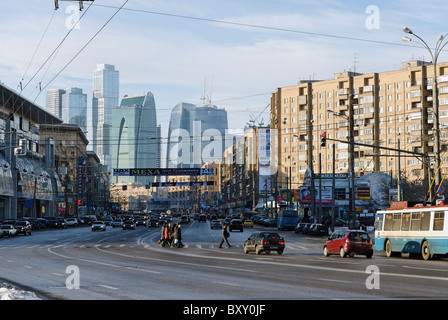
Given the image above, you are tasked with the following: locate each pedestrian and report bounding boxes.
[159,223,167,246]
[175,223,184,248]
[219,224,231,248]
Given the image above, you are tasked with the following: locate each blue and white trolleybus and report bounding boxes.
[375,201,448,260]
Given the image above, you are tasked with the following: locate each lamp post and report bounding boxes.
[402,27,448,192]
[327,109,355,228]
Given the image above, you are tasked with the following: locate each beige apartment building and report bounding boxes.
[271,60,448,193]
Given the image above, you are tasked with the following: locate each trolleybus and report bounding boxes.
[375,201,448,260]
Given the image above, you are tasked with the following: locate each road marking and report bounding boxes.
[99,285,118,290]
[24,265,32,269]
[51,273,65,277]
[212,281,240,287]
[317,278,351,284]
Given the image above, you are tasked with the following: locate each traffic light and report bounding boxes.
[320,132,327,147]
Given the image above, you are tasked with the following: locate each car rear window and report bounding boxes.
[348,232,370,241]
[260,232,281,239]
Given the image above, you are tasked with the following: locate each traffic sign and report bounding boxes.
[435,184,445,194]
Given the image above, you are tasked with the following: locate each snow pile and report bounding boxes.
[0,284,41,300]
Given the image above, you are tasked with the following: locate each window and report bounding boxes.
[375,214,384,231]
[420,211,431,231]
[384,213,393,231]
[392,213,401,231]
[401,212,410,231]
[434,211,445,231]
[410,213,420,231]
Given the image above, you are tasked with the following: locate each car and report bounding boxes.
[243,219,253,228]
[13,220,32,235]
[1,224,17,237]
[323,230,373,258]
[112,219,123,228]
[134,218,146,227]
[244,232,285,255]
[122,220,135,230]
[309,224,328,236]
[295,222,307,234]
[148,217,159,227]
[229,219,244,232]
[54,218,67,229]
[210,220,222,229]
[198,214,207,222]
[262,218,277,228]
[302,223,313,234]
[103,218,114,226]
[179,215,189,224]
[65,218,79,227]
[91,221,106,231]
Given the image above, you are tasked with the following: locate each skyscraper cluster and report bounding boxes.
[46,64,229,187]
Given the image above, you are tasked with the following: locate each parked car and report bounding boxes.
[229,219,244,232]
[262,218,277,228]
[309,224,328,236]
[91,221,106,231]
[1,224,17,237]
[243,219,253,228]
[13,220,32,236]
[65,218,79,227]
[244,232,285,255]
[210,220,222,229]
[323,230,373,258]
[295,222,307,234]
[122,220,135,230]
[302,223,313,234]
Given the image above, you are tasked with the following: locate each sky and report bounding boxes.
[1,0,448,142]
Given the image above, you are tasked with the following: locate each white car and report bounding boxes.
[1,224,17,237]
[65,218,79,227]
[91,221,106,231]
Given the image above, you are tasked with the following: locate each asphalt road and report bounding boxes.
[0,219,447,300]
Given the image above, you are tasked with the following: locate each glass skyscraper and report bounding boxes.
[61,87,87,133]
[91,64,119,170]
[166,103,228,168]
[111,92,160,184]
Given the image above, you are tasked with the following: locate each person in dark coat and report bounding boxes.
[173,223,184,248]
[219,224,231,248]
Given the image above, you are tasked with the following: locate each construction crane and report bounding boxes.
[245,104,270,129]
[54,0,94,10]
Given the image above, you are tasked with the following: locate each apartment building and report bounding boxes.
[270,60,448,193]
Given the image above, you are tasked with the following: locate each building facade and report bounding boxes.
[111,92,159,185]
[61,87,87,134]
[91,63,119,170]
[166,103,229,168]
[270,60,448,207]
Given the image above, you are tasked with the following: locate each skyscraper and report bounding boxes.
[166,103,228,168]
[46,89,65,118]
[91,64,119,170]
[111,92,159,184]
[61,87,87,133]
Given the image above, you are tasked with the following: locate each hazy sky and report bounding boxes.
[1,0,447,138]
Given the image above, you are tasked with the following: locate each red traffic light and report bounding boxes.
[321,132,326,138]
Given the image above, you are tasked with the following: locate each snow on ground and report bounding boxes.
[0,282,41,300]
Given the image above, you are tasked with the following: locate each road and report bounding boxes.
[0,219,447,300]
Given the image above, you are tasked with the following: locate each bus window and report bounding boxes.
[410,213,421,231]
[384,213,393,231]
[433,211,445,231]
[375,214,384,231]
[420,212,431,231]
[401,212,410,231]
[392,213,401,231]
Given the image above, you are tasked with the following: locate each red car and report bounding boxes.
[323,230,373,258]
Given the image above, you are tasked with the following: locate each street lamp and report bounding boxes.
[402,27,448,193]
[327,109,356,228]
